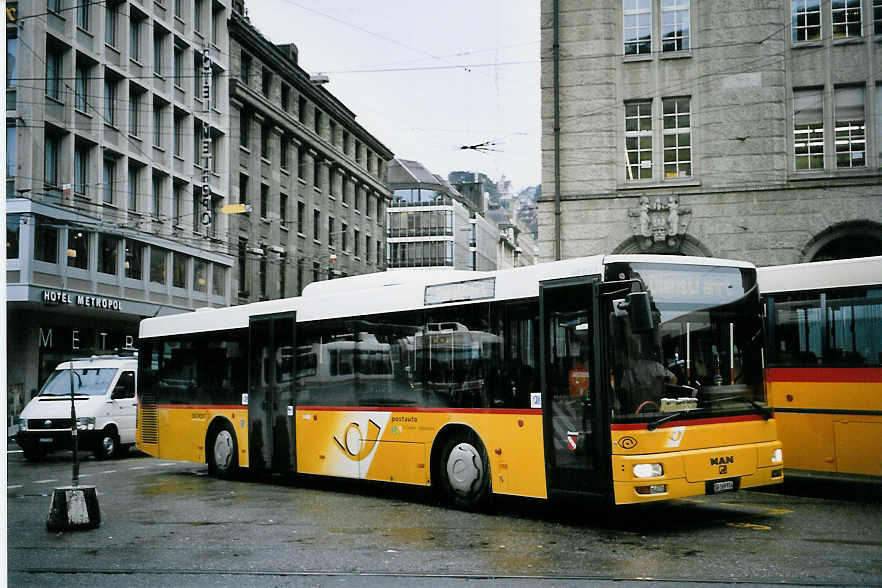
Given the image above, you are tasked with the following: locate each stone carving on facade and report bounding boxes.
[628,195,691,249]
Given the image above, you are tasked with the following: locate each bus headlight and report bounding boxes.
[771,448,783,464]
[16,416,27,431]
[633,463,664,478]
[76,417,96,430]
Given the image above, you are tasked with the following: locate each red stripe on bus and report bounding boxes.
[304,406,542,415]
[154,405,245,410]
[610,414,764,431]
[765,367,882,383]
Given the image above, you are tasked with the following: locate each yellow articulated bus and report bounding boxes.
[137,255,783,508]
[758,256,882,479]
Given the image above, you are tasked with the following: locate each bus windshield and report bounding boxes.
[39,368,118,397]
[606,262,765,425]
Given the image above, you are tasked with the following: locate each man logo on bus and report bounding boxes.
[334,419,382,462]
[710,456,734,466]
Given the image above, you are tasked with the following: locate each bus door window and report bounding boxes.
[548,309,593,462]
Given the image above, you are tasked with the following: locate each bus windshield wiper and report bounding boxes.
[704,395,772,420]
[647,411,688,431]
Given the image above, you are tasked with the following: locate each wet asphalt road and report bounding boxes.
[6,445,882,587]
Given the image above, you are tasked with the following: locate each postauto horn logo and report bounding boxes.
[334,419,381,462]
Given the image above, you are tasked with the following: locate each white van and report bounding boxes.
[15,355,138,461]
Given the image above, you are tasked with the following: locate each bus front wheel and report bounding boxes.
[438,433,490,510]
[208,424,239,479]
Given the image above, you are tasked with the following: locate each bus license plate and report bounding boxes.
[39,437,53,444]
[710,479,735,494]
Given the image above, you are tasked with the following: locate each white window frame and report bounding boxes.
[792,0,822,42]
[793,88,825,171]
[834,86,866,168]
[623,0,653,55]
[832,0,861,38]
[660,0,690,52]
[662,96,691,178]
[625,100,653,180]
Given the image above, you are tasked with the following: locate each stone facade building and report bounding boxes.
[228,6,393,300]
[539,0,881,265]
[5,1,234,419]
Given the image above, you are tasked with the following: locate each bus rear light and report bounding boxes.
[633,463,664,478]
[771,449,783,464]
[635,484,667,495]
[771,469,782,478]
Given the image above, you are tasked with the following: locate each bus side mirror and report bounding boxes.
[618,292,655,333]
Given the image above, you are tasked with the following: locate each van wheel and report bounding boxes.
[208,424,238,479]
[437,432,491,510]
[94,430,119,460]
[21,443,46,462]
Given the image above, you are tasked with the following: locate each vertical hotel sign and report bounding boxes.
[201,47,213,226]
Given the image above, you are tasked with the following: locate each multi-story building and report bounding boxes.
[386,159,497,271]
[5,1,234,419]
[540,0,881,265]
[228,5,393,300]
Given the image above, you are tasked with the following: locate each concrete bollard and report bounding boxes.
[46,486,101,532]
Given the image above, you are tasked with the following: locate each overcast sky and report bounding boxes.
[245,0,541,191]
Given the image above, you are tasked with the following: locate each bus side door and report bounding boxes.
[540,277,607,496]
[249,312,297,474]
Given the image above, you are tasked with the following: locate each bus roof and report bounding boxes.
[139,254,754,339]
[757,256,882,294]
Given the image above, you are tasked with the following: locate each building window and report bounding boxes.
[130,19,142,62]
[153,103,163,148]
[212,264,225,296]
[125,241,143,279]
[258,256,267,299]
[6,125,15,180]
[354,229,360,257]
[260,124,270,159]
[7,35,17,89]
[153,30,164,76]
[74,145,88,197]
[150,247,167,284]
[280,193,288,228]
[103,158,116,204]
[173,184,183,225]
[173,252,188,288]
[238,238,248,295]
[260,184,268,218]
[152,175,162,217]
[661,0,690,51]
[68,229,89,270]
[313,261,320,283]
[314,159,321,187]
[279,252,287,298]
[44,132,60,188]
[241,53,251,84]
[75,62,88,111]
[341,222,348,251]
[104,76,117,126]
[174,113,184,157]
[239,111,249,148]
[298,95,307,123]
[874,0,882,35]
[792,0,822,42]
[313,209,321,241]
[35,216,58,263]
[106,3,118,47]
[298,201,305,234]
[195,0,203,33]
[793,88,824,170]
[261,67,271,97]
[280,137,290,170]
[48,0,61,13]
[99,234,119,275]
[239,173,248,206]
[128,166,139,211]
[281,85,289,111]
[625,101,652,180]
[662,97,691,178]
[832,0,861,38]
[173,46,183,87]
[46,47,62,100]
[328,217,335,247]
[77,1,89,30]
[194,260,208,293]
[298,148,306,179]
[129,90,141,137]
[834,86,865,168]
[624,0,652,55]
[314,110,322,136]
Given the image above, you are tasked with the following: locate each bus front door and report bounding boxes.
[248,312,297,474]
[540,279,605,496]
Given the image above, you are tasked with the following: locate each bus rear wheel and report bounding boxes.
[208,424,238,479]
[437,433,490,510]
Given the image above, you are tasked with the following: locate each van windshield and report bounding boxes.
[39,368,118,396]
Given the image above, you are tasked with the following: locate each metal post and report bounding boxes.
[68,359,79,486]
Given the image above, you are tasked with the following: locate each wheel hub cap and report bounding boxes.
[446,443,482,494]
